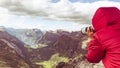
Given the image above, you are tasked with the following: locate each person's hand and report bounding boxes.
[86,26,94,39]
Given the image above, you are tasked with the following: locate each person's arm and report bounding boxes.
[87,39,105,63]
[86,26,105,63]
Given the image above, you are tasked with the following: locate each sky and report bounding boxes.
[0,0,120,31]
[52,0,120,3]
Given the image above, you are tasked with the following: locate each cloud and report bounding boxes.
[0,15,46,29]
[0,0,120,24]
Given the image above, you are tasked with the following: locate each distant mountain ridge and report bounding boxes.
[6,28,43,47]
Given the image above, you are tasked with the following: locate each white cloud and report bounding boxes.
[0,15,46,29]
[0,0,120,27]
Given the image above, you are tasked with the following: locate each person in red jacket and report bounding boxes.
[86,7,120,68]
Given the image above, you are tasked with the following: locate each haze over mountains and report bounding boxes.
[6,28,43,47]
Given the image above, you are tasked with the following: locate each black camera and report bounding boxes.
[81,26,95,35]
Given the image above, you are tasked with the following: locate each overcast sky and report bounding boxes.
[0,0,120,31]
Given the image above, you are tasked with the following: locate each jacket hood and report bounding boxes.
[92,7,120,31]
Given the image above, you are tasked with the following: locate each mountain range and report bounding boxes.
[6,28,43,47]
[0,26,104,68]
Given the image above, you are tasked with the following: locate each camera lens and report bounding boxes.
[81,27,87,35]
[81,26,95,35]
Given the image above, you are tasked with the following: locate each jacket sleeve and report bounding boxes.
[86,38,105,63]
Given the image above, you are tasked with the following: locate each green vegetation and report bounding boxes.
[35,53,69,68]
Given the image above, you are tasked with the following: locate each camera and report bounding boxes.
[81,26,95,35]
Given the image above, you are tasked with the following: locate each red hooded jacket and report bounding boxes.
[87,7,120,68]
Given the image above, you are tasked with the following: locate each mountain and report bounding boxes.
[0,28,43,68]
[37,31,62,46]
[53,32,86,58]
[6,28,43,47]
[27,30,86,62]
[0,26,104,68]
[36,30,104,68]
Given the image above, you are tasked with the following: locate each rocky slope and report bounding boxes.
[0,39,30,68]
[0,28,42,68]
